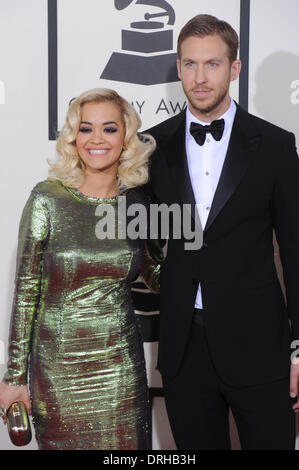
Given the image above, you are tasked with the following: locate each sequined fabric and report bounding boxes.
[3,180,151,450]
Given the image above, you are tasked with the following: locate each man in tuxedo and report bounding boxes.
[146,14,299,449]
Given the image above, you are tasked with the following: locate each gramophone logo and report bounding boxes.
[101,0,179,85]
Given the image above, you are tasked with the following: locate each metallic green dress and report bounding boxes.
[3,180,159,450]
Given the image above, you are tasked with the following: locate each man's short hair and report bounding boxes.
[177,14,239,63]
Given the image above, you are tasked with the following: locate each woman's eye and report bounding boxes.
[79,127,92,133]
[104,127,117,133]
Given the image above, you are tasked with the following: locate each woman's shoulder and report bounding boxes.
[32,179,66,198]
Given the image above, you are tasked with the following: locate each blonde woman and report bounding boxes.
[0,89,159,450]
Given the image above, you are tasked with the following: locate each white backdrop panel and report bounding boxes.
[249,0,299,142]
[0,0,51,450]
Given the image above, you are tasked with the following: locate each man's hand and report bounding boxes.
[289,362,299,412]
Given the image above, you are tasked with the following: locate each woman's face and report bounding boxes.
[75,101,125,176]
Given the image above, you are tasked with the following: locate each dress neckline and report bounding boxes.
[65,186,119,205]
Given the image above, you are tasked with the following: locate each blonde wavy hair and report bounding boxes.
[48,88,156,190]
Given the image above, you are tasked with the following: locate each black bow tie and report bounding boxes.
[190,119,225,146]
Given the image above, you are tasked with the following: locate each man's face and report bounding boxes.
[177,34,241,122]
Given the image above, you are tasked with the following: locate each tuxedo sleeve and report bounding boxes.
[272,132,299,342]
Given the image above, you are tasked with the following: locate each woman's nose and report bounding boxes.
[90,129,105,143]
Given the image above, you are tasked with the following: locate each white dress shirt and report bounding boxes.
[185,98,237,308]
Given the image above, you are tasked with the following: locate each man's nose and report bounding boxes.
[194,65,207,84]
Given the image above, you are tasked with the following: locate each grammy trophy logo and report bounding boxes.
[100,0,179,85]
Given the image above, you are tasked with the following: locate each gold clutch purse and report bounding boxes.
[7,402,32,446]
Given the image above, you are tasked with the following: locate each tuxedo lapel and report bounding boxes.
[204,106,261,232]
[152,106,260,233]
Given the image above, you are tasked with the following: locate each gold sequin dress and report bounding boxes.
[3,180,156,450]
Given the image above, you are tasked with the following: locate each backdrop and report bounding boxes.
[0,0,298,450]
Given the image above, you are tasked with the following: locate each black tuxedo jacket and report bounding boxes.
[146,105,299,387]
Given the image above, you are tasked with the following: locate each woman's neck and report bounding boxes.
[78,173,119,198]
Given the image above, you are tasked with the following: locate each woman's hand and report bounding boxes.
[0,382,31,421]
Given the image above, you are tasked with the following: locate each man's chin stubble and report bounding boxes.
[189,92,228,117]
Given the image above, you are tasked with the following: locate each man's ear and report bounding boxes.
[230,60,242,82]
[176,59,182,80]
